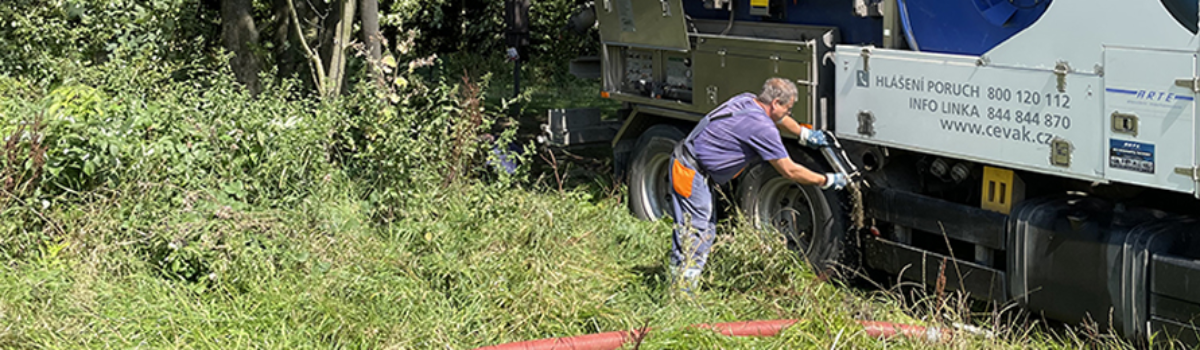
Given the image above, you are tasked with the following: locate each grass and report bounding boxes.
[0,57,1157,349]
[0,162,1150,349]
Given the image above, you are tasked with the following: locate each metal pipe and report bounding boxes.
[821,146,851,176]
[819,131,859,178]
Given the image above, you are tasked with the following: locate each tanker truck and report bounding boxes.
[551,0,1200,345]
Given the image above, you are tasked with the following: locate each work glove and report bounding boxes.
[821,172,849,190]
[798,127,830,148]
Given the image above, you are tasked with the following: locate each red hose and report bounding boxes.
[473,329,648,350]
[692,319,800,336]
[860,321,952,342]
[474,319,951,350]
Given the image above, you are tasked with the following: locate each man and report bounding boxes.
[669,77,848,292]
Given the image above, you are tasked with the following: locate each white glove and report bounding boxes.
[798,127,830,148]
[821,172,849,190]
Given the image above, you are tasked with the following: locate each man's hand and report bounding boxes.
[798,127,829,148]
[821,172,849,190]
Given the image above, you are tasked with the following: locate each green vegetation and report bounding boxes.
[0,0,1159,349]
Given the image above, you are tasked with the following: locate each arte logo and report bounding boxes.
[1135,90,1180,102]
[1105,87,1195,102]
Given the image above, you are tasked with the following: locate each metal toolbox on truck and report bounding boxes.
[691,34,818,124]
[595,0,838,126]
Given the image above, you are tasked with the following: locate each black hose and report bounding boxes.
[720,1,736,36]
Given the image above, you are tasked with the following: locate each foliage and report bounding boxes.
[0,0,596,98]
[384,0,598,80]
[0,0,219,85]
[526,0,600,75]
[0,1,1164,349]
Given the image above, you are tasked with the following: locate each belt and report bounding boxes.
[673,141,706,179]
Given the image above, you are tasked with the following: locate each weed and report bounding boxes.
[2,114,45,201]
[0,27,1158,350]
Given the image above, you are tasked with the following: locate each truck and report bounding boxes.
[544,0,1200,345]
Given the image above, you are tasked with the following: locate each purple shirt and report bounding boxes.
[691,93,790,184]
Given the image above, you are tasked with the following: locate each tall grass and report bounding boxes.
[0,176,1136,348]
[0,174,1131,349]
[0,63,1155,350]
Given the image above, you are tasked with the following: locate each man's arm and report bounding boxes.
[774,116,803,138]
[767,157,825,186]
[780,117,830,148]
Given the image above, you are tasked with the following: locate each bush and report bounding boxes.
[0,0,218,84]
[386,0,598,80]
[0,46,525,268]
[332,62,529,223]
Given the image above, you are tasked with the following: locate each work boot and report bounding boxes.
[670,266,703,295]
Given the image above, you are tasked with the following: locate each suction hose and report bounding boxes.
[474,319,953,350]
[819,131,868,229]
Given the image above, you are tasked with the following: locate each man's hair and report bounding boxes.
[756,78,798,105]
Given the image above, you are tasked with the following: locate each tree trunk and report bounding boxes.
[360,0,383,87]
[220,0,262,95]
[284,0,355,99]
[326,0,357,96]
[286,0,328,96]
[272,0,301,81]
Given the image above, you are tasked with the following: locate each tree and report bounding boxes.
[285,0,357,99]
[220,0,263,94]
[361,0,383,87]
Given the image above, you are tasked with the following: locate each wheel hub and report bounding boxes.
[757,178,817,249]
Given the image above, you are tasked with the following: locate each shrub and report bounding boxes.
[332,60,528,223]
[0,0,531,295]
[0,0,217,84]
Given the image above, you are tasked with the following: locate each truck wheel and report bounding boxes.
[738,151,850,278]
[628,125,685,221]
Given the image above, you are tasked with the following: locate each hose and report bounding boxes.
[694,319,799,336]
[820,132,867,229]
[859,320,953,342]
[474,319,956,350]
[720,1,736,36]
[473,330,647,350]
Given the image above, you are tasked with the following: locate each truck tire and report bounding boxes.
[738,150,851,278]
[628,124,686,221]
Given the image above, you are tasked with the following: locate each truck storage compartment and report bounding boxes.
[596,0,689,51]
[691,35,816,121]
[1148,231,1200,345]
[1008,196,1164,338]
[600,20,837,125]
[1009,196,1200,343]
[833,47,1107,184]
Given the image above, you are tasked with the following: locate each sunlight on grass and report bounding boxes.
[0,176,1138,348]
